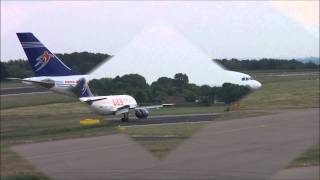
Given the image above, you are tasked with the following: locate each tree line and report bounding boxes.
[88,73,250,105]
[1,52,319,80]
[214,58,319,71]
[1,52,111,79]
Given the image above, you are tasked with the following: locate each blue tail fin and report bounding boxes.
[16,33,78,76]
[77,78,93,97]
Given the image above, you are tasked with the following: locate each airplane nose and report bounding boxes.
[252,81,262,90]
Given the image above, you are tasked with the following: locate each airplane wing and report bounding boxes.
[79,96,108,104]
[135,104,174,110]
[7,78,55,88]
[114,104,174,115]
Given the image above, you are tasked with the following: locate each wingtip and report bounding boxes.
[162,103,175,107]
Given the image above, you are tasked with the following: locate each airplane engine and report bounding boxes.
[135,108,149,119]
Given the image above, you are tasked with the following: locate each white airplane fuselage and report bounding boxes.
[88,95,138,115]
[22,75,87,96]
[22,70,261,98]
[223,71,262,90]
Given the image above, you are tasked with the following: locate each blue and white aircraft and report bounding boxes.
[11,33,172,121]
[11,33,261,97]
[9,33,86,96]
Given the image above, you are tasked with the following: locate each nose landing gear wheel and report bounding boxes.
[121,112,129,122]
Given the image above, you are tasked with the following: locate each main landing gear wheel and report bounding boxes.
[121,113,129,122]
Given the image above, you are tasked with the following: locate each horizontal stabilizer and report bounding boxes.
[7,78,55,88]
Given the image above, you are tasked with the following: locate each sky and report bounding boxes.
[88,23,253,85]
[1,1,319,61]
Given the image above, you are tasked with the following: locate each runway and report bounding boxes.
[11,108,319,180]
[0,86,49,96]
[109,113,219,127]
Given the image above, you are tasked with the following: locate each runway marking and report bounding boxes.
[0,91,52,97]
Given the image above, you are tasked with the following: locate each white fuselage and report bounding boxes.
[89,95,138,115]
[23,75,87,96]
[221,71,262,90]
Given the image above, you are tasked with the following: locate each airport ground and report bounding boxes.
[0,70,319,180]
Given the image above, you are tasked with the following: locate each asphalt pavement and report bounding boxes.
[110,113,219,126]
[12,108,319,180]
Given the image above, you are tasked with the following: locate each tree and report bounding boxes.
[0,62,8,80]
[199,85,212,105]
[218,83,250,104]
[174,73,189,86]
[135,91,147,103]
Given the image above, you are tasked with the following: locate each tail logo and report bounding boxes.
[34,51,54,71]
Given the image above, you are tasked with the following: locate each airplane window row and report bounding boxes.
[241,77,253,81]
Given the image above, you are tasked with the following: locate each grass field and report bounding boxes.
[0,82,32,88]
[241,79,319,109]
[290,144,320,167]
[1,93,76,109]
[1,70,319,179]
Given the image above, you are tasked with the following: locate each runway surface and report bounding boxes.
[109,113,219,127]
[12,108,319,180]
[0,86,49,96]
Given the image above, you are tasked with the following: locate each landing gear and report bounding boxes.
[121,112,129,122]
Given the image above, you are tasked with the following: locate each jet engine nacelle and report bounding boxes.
[135,108,149,119]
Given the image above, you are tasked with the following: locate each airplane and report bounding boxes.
[11,33,261,97]
[9,33,87,97]
[223,70,262,90]
[9,32,261,121]
[74,78,173,122]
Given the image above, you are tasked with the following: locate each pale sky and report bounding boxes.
[1,1,319,61]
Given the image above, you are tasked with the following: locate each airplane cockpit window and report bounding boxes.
[242,77,245,81]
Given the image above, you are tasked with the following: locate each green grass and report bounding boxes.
[246,70,319,84]
[0,146,49,178]
[126,123,207,158]
[290,144,320,167]
[1,101,224,145]
[1,93,76,109]
[0,82,32,88]
[240,79,319,109]
[1,103,113,145]
[2,174,49,180]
